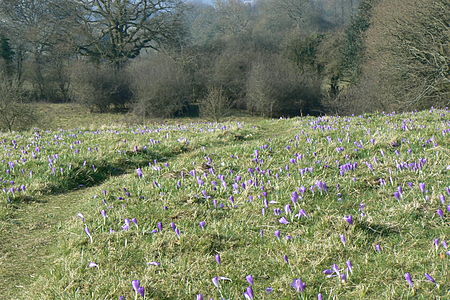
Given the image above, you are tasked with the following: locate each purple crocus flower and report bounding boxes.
[433,238,440,248]
[196,294,204,300]
[199,221,206,229]
[291,192,299,204]
[246,275,254,286]
[266,287,274,293]
[212,277,220,288]
[404,272,414,287]
[77,213,86,222]
[284,255,289,264]
[340,234,347,245]
[122,219,130,231]
[323,269,333,276]
[132,280,141,292]
[436,209,444,218]
[137,286,145,297]
[85,225,93,243]
[88,262,98,268]
[291,278,306,292]
[279,217,289,225]
[296,209,308,218]
[147,261,161,266]
[100,210,107,218]
[136,168,144,178]
[157,222,163,232]
[274,230,281,239]
[285,204,293,214]
[344,215,354,225]
[212,276,231,288]
[332,264,340,274]
[346,260,353,273]
[424,273,437,285]
[318,293,323,300]
[375,244,382,252]
[215,254,221,264]
[243,286,254,300]
[394,191,402,200]
[419,183,426,193]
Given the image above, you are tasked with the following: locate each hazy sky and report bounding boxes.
[192,0,214,4]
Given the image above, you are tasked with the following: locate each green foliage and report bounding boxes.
[0,35,14,64]
[339,0,378,82]
[0,35,14,76]
[285,33,325,73]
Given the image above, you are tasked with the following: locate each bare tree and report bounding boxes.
[275,0,312,27]
[364,0,449,110]
[0,0,78,99]
[214,0,253,36]
[72,0,185,68]
[0,73,38,132]
[199,86,234,121]
[130,53,191,118]
[247,54,321,117]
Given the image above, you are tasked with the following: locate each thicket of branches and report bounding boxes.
[0,0,447,125]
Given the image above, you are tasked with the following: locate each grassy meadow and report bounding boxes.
[0,105,449,299]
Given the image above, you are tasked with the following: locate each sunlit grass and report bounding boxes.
[1,108,448,299]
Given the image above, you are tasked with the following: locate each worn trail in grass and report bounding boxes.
[1,111,448,299]
[0,120,276,299]
[0,187,98,299]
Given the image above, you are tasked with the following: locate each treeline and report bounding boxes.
[0,0,448,126]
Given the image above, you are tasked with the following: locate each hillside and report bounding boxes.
[0,107,448,299]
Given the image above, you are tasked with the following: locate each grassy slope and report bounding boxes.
[1,106,449,299]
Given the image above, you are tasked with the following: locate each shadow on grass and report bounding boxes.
[45,148,174,195]
[7,195,47,205]
[356,221,401,238]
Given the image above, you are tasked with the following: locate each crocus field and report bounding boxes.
[0,108,449,299]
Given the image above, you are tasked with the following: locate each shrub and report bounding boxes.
[357,0,449,112]
[131,54,191,119]
[246,54,322,117]
[70,61,132,112]
[199,87,234,121]
[0,75,38,132]
[211,48,251,106]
